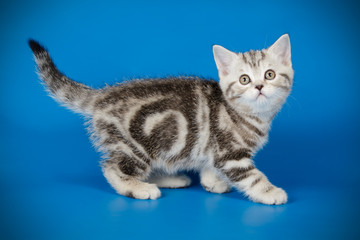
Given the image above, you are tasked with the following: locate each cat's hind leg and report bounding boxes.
[93,117,161,199]
[147,173,191,188]
[102,153,161,200]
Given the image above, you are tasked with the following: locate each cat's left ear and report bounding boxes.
[213,45,237,76]
[267,34,291,66]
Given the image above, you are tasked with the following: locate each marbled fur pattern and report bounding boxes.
[29,34,293,204]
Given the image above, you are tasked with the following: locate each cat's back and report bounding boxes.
[93,76,220,111]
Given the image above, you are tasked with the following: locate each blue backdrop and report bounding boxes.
[1,0,359,239]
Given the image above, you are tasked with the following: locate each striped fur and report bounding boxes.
[29,34,293,204]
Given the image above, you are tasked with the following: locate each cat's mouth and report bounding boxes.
[255,92,270,105]
[256,92,267,100]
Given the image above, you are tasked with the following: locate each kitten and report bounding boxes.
[29,34,293,205]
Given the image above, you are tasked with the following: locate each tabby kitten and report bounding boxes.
[29,34,293,205]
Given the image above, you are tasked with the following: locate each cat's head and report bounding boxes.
[213,34,294,116]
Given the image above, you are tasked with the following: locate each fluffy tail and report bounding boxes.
[29,39,97,115]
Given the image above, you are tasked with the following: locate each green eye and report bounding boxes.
[265,69,276,80]
[239,74,251,85]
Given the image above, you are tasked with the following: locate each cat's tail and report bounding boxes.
[28,39,97,115]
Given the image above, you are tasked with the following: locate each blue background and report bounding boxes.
[1,0,359,239]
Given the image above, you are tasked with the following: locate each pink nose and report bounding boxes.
[255,85,264,91]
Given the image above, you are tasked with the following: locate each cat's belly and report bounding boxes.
[151,153,210,174]
[149,127,212,173]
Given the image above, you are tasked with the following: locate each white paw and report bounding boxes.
[249,187,288,205]
[148,175,191,188]
[162,175,191,188]
[201,178,231,194]
[126,183,161,200]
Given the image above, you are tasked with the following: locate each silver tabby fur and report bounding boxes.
[29,34,293,205]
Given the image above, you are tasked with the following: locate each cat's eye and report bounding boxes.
[239,75,251,85]
[265,69,276,80]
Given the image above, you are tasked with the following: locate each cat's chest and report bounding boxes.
[216,109,270,153]
[253,133,269,152]
[237,124,269,152]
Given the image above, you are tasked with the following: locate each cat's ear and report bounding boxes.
[213,45,237,76]
[267,34,291,66]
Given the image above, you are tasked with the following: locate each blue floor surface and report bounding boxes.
[1,125,359,239]
[2,168,360,240]
[3,183,360,240]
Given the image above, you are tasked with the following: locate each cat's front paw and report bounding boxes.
[248,186,288,205]
[125,183,161,200]
[201,178,231,194]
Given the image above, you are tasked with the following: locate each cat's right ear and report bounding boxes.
[213,45,237,76]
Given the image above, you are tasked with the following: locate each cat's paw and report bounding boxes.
[201,178,231,194]
[248,186,288,205]
[125,183,161,200]
[149,175,191,188]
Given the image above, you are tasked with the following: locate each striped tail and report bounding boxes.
[28,39,97,115]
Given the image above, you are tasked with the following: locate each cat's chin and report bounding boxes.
[234,101,274,117]
[248,97,278,116]
[252,93,270,107]
[256,93,267,101]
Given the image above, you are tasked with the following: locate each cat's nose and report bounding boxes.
[255,85,264,91]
